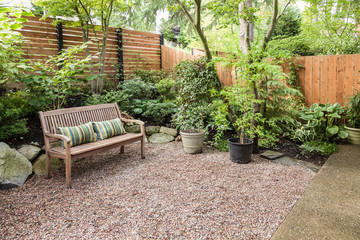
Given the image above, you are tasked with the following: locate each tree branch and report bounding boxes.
[276,0,291,21]
[262,0,279,50]
[174,0,197,27]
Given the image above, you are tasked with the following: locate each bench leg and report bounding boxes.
[45,154,51,179]
[141,137,145,159]
[65,156,72,189]
[120,145,124,154]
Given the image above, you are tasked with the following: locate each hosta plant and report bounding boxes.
[292,103,348,143]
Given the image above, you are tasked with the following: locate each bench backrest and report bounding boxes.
[39,103,122,137]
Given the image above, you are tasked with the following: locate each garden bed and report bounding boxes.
[0,142,315,239]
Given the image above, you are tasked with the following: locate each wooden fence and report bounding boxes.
[17,16,162,84]
[161,46,360,106]
[15,16,360,105]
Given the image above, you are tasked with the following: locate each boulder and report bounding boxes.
[160,127,178,137]
[17,145,41,162]
[125,125,141,133]
[149,133,174,144]
[0,142,32,188]
[260,150,285,160]
[32,154,62,176]
[145,126,160,136]
[41,141,62,151]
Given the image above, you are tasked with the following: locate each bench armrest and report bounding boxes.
[121,118,145,135]
[45,132,71,143]
[121,118,144,126]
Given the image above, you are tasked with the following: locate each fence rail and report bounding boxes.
[17,16,162,84]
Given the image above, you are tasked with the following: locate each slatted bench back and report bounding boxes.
[39,103,121,137]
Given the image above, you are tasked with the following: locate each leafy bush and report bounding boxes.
[292,103,348,143]
[0,7,33,85]
[85,78,176,124]
[155,78,176,100]
[130,69,166,84]
[0,91,34,140]
[291,103,348,155]
[23,43,95,109]
[346,92,360,128]
[172,57,220,130]
[300,141,338,156]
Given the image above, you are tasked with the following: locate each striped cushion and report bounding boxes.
[57,122,97,148]
[92,118,126,140]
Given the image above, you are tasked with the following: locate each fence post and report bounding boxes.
[160,34,164,70]
[56,22,63,53]
[117,28,124,82]
[56,21,63,69]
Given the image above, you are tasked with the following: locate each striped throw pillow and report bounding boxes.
[57,122,97,148]
[92,118,126,140]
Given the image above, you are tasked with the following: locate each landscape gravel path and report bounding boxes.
[0,142,315,239]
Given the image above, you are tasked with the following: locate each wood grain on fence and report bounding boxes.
[297,54,360,105]
[17,16,161,84]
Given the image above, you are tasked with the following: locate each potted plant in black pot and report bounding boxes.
[223,82,258,163]
[345,91,360,144]
[172,57,220,154]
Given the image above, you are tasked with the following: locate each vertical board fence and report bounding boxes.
[162,45,360,106]
[17,16,162,84]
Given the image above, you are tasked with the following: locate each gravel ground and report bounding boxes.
[0,142,315,239]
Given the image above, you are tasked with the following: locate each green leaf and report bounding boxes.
[327,126,339,135]
[10,23,22,30]
[339,130,348,139]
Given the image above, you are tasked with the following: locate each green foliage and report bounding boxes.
[23,43,96,110]
[0,6,33,85]
[86,78,176,124]
[346,92,360,128]
[300,141,338,156]
[172,57,220,130]
[214,138,229,152]
[271,6,301,40]
[155,78,176,100]
[292,103,348,143]
[268,34,316,56]
[130,69,166,84]
[0,91,34,140]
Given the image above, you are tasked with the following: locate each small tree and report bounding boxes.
[35,0,129,94]
[0,6,33,85]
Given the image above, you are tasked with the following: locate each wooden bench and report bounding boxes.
[38,103,145,188]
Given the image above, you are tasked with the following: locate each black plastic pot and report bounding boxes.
[228,138,253,164]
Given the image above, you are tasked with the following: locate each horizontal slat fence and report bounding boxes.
[16,16,161,84]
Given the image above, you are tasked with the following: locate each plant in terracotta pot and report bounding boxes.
[172,57,220,153]
[345,91,360,144]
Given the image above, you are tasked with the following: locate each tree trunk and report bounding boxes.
[239,0,253,54]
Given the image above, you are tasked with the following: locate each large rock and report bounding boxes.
[160,127,178,137]
[125,124,141,133]
[17,145,41,162]
[32,154,62,176]
[146,126,160,136]
[149,133,174,144]
[0,142,32,188]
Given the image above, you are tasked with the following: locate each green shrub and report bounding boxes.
[85,79,176,124]
[300,141,338,156]
[0,90,34,140]
[155,78,176,100]
[346,92,360,128]
[172,57,220,130]
[130,69,166,84]
[292,103,348,143]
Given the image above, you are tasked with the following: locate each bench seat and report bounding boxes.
[49,133,143,158]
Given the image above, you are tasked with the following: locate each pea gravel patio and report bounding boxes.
[0,142,315,239]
